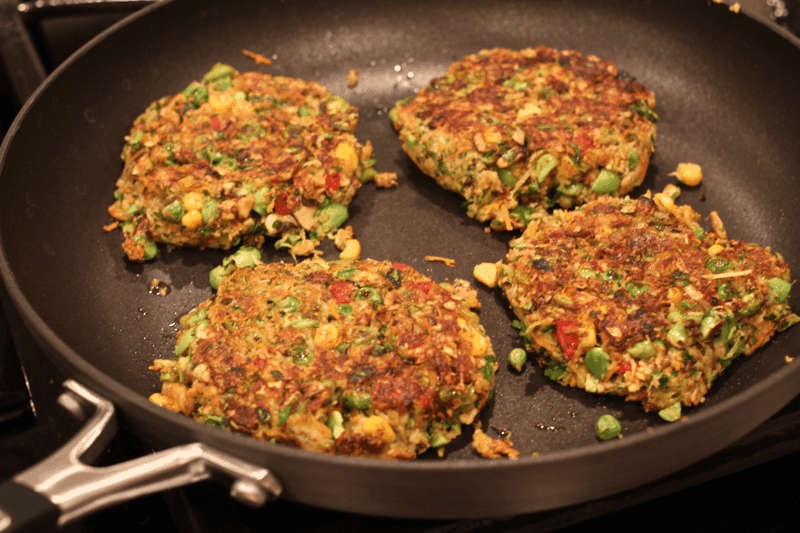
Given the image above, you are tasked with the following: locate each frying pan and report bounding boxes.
[2,0,800,527]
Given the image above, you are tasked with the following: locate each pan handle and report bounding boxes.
[0,379,283,533]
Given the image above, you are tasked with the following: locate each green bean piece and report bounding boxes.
[327,411,345,439]
[595,414,621,440]
[498,168,516,187]
[767,277,791,303]
[591,169,621,194]
[658,401,682,422]
[202,63,237,83]
[536,154,558,182]
[174,327,196,356]
[278,296,301,313]
[585,347,611,378]
[507,348,527,372]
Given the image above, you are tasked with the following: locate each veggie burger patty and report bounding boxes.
[108,63,394,261]
[390,47,657,230]
[497,188,798,413]
[150,253,498,459]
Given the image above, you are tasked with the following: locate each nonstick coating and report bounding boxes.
[1,0,800,519]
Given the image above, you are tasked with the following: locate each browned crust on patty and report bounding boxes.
[391,47,657,230]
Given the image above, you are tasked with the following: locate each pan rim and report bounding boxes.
[1,0,800,518]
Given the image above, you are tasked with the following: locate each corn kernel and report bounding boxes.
[181,210,203,229]
[473,262,498,288]
[707,244,724,257]
[209,92,233,112]
[339,239,361,260]
[334,142,359,173]
[182,191,205,211]
[362,415,395,442]
[669,162,703,187]
[485,130,501,143]
[314,323,340,350]
[463,329,487,357]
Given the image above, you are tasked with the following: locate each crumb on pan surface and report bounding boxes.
[496,189,798,412]
[108,63,395,261]
[390,46,657,230]
[150,256,498,459]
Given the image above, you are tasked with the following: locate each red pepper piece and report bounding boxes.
[409,281,432,295]
[330,281,352,304]
[325,173,341,193]
[274,194,291,215]
[574,133,593,152]
[555,320,581,359]
[210,116,223,131]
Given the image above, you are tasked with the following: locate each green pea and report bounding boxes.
[162,200,185,222]
[131,236,157,260]
[231,246,261,268]
[560,182,584,196]
[536,154,558,182]
[252,186,270,216]
[585,347,610,378]
[625,281,650,299]
[345,391,371,410]
[337,303,353,316]
[666,323,688,348]
[209,265,226,290]
[201,199,219,224]
[658,401,682,422]
[428,430,449,447]
[767,277,791,303]
[627,340,657,359]
[498,168,516,187]
[290,344,314,365]
[316,203,349,234]
[360,168,378,182]
[591,169,620,194]
[700,308,728,339]
[510,205,536,225]
[595,414,621,440]
[507,348,527,372]
[705,256,732,274]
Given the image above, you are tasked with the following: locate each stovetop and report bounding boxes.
[2,2,800,532]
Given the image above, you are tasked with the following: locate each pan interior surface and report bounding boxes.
[1,0,799,518]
